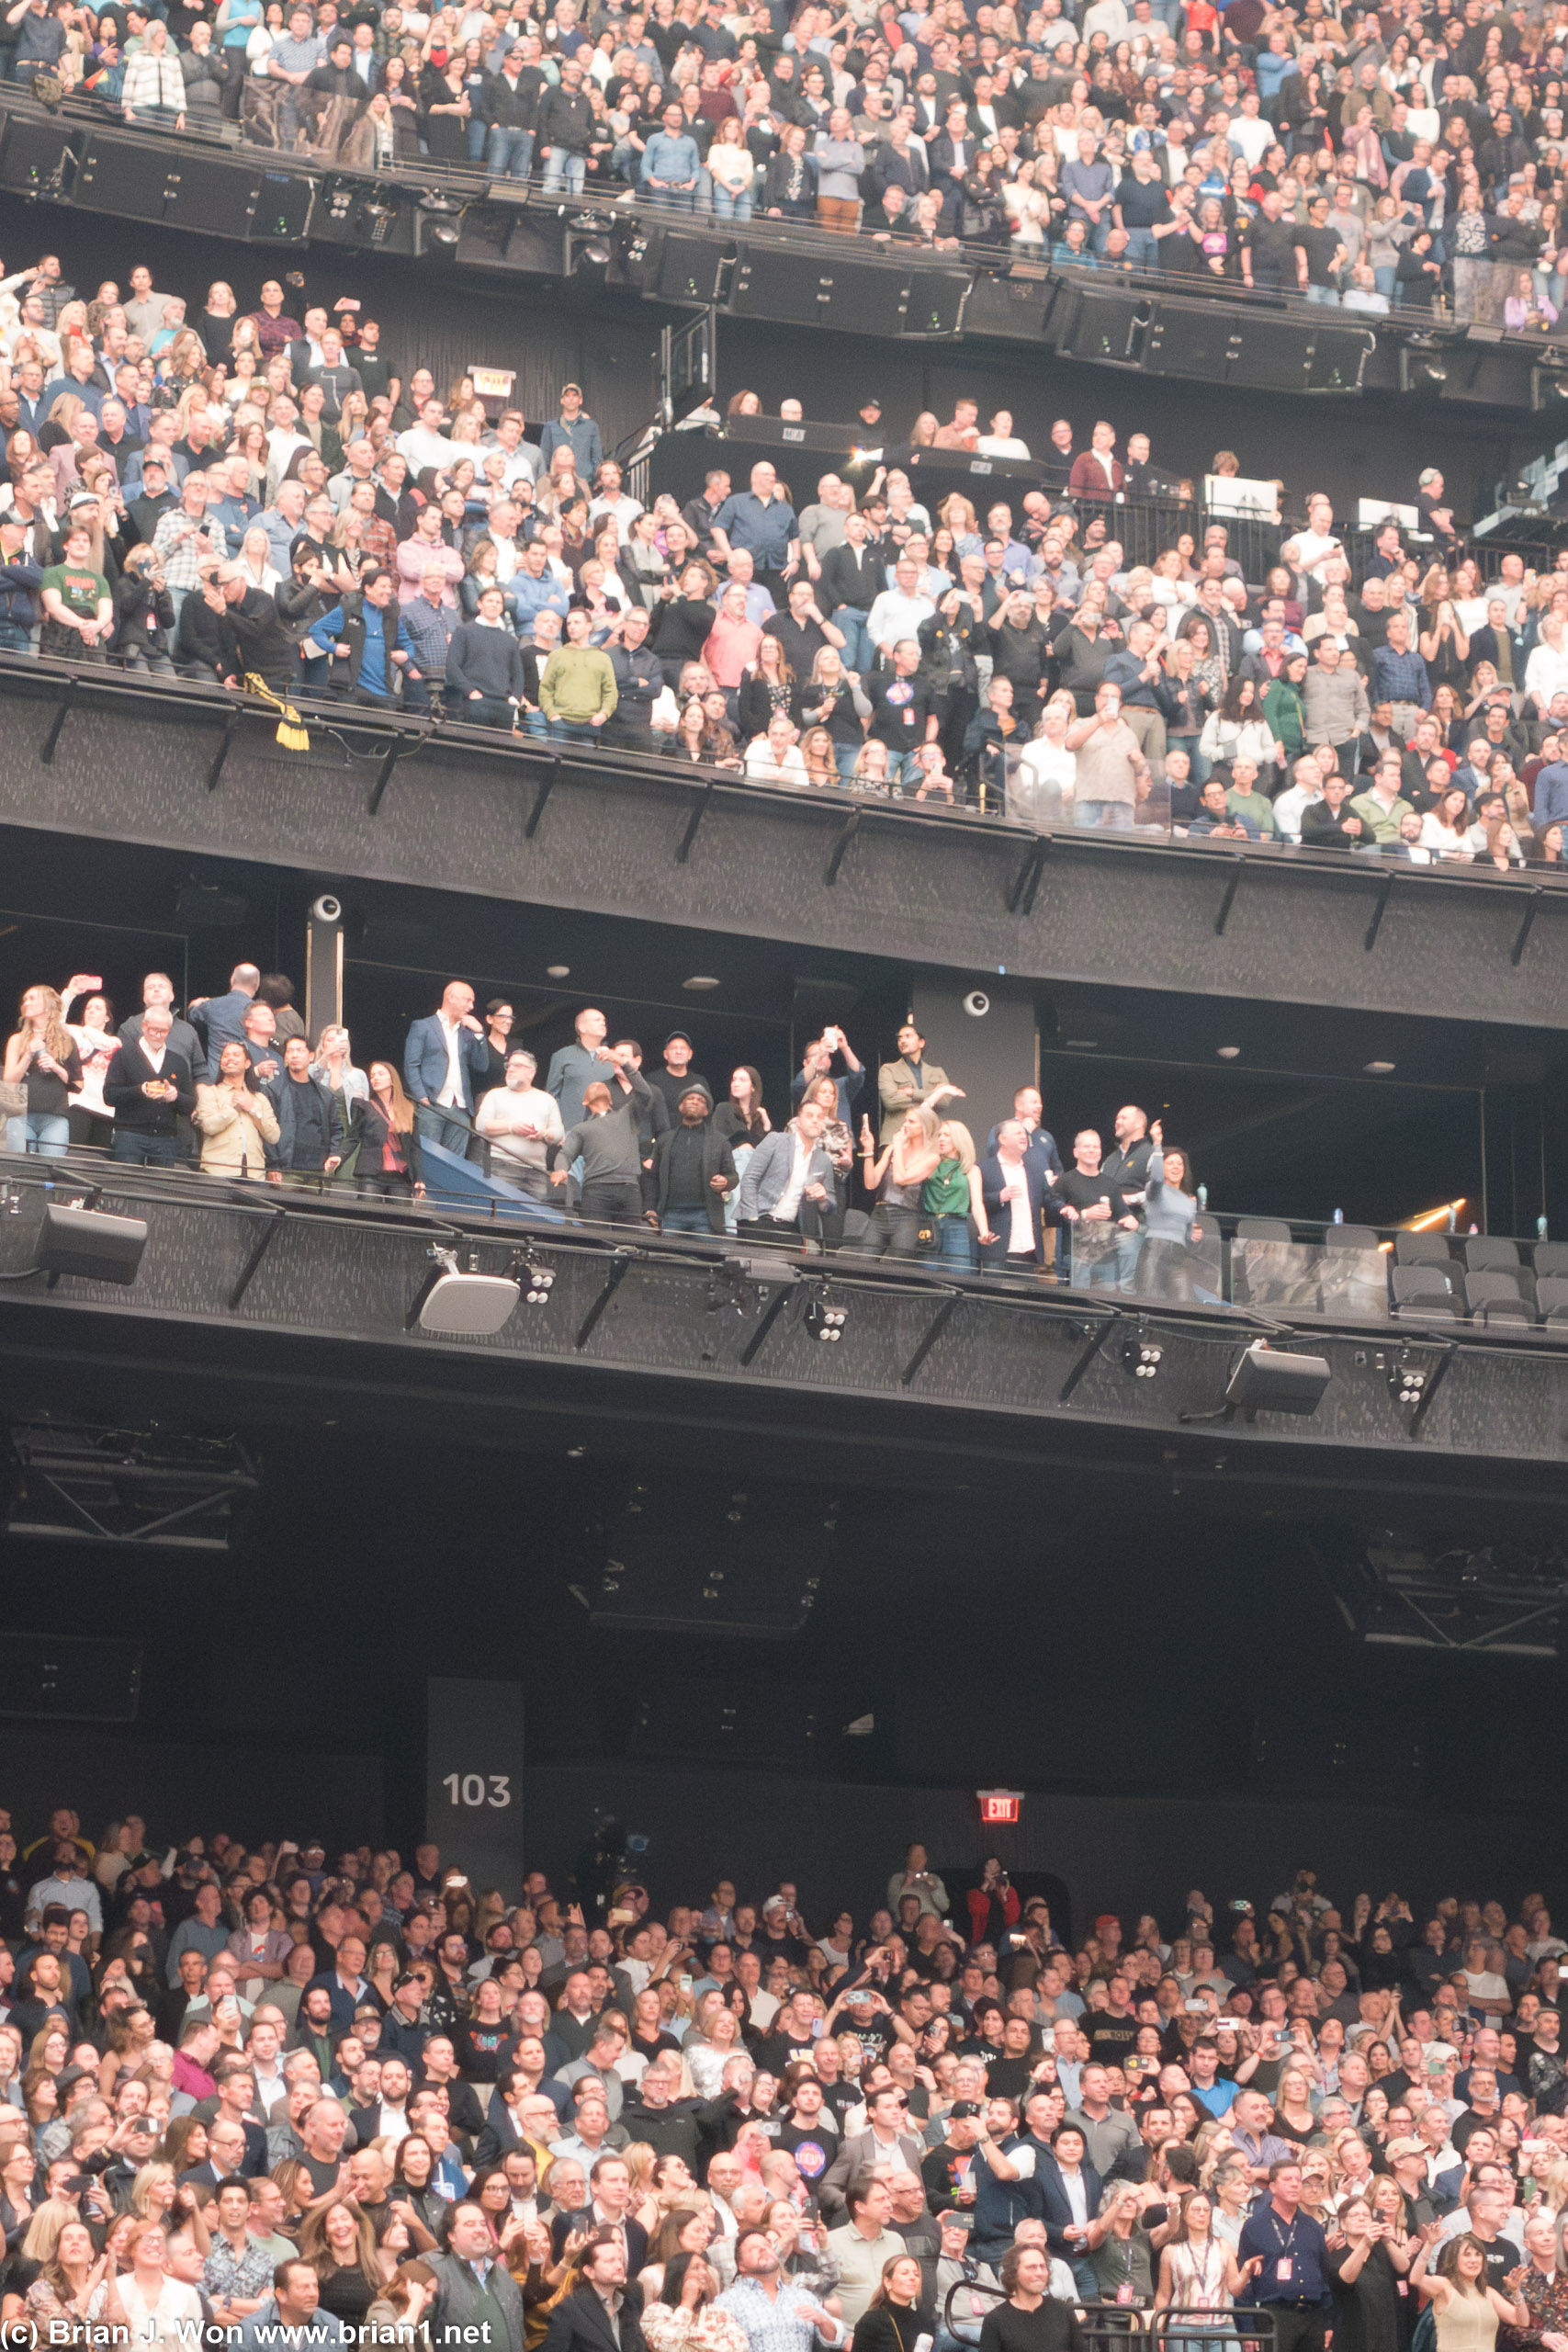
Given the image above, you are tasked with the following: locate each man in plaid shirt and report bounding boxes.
[151,478,231,625]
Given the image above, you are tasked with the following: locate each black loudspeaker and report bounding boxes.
[502,213,570,274]
[1143,301,1250,381]
[0,112,79,195]
[37,1204,148,1285]
[899,267,969,337]
[586,1474,841,1635]
[453,206,517,268]
[1250,1709,1423,1797]
[725,415,864,455]
[631,1677,822,1764]
[161,152,258,235]
[0,1634,142,1723]
[1224,315,1331,391]
[1308,326,1374,391]
[656,231,729,303]
[820,262,911,338]
[1438,344,1536,406]
[1143,304,1371,395]
[728,245,831,322]
[1053,283,1146,365]
[76,131,175,220]
[246,164,315,241]
[963,270,1052,344]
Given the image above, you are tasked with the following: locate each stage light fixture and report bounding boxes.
[418,190,462,247]
[507,1246,556,1306]
[803,1288,848,1343]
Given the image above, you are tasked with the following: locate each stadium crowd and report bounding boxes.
[0,1821,1564,2352]
[0,243,1564,847]
[7,0,1568,321]
[5,971,1190,1278]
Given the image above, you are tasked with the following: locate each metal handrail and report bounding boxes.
[5,651,1567,899]
[942,2288,1280,2343]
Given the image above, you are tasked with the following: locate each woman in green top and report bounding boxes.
[922,1117,995,1271]
[1261,650,1309,767]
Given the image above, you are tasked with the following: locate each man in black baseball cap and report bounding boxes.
[649,1028,711,1118]
[921,2098,987,2211]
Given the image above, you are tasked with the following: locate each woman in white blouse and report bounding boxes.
[87,2222,203,2347]
[1419,781,1475,860]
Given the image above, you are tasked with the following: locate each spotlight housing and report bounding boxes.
[803,1289,848,1343]
[508,1246,556,1307]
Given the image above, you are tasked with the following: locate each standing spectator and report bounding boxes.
[710,465,800,610]
[550,1055,657,1227]
[403,980,489,1159]
[102,1005,197,1166]
[475,1048,562,1203]
[1066,684,1150,831]
[1237,2161,1332,2352]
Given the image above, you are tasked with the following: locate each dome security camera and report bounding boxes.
[310,894,343,924]
[963,989,990,1019]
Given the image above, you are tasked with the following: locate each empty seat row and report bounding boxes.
[1393,1266,1568,1324]
[1234,1221,1568,1275]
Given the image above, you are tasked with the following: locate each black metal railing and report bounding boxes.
[2,1128,1560,1336]
[6,651,1568,902]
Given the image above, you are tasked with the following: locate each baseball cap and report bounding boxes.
[663,1029,694,1050]
[949,2100,983,2119]
[1387,2138,1426,2160]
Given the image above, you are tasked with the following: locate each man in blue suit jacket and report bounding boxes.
[403,978,491,1158]
[979,1125,1054,1272]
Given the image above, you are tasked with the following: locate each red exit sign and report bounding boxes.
[978,1790,1022,1824]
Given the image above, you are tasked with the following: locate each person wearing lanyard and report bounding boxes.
[1238,2161,1331,2352]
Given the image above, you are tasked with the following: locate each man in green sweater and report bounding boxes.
[1224,756,1279,839]
[538,605,617,741]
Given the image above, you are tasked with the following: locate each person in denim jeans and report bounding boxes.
[538,58,592,195]
[482,47,536,179]
[921,1118,995,1272]
[0,514,42,650]
[4,985,79,1159]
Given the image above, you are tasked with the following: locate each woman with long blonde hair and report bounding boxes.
[858,1105,940,1260]
[921,1116,995,1271]
[4,984,79,1157]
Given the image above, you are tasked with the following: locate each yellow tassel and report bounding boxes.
[245,672,310,752]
